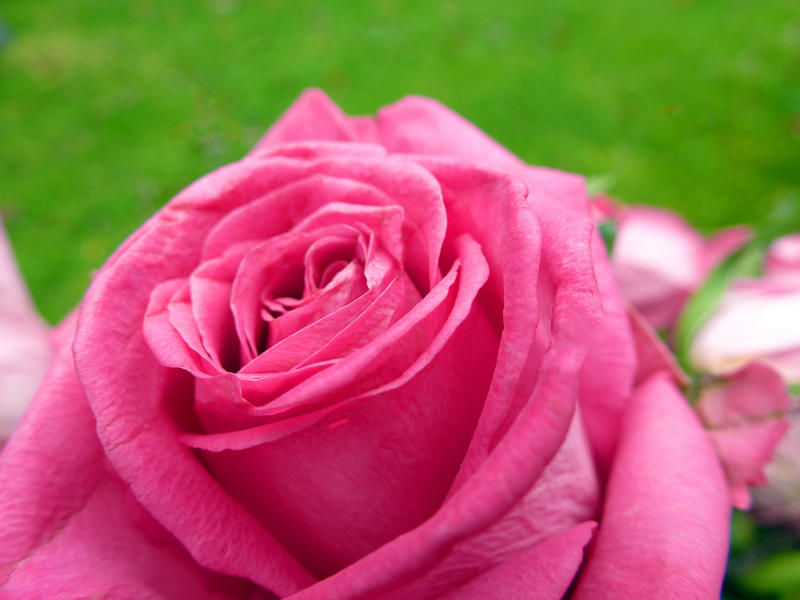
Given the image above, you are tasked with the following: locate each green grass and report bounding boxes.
[1,0,799,323]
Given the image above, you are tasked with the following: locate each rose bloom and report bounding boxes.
[0,91,731,599]
[691,234,800,528]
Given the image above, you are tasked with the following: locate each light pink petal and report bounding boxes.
[0,218,51,444]
[437,522,596,600]
[611,206,705,329]
[765,233,800,278]
[690,283,800,381]
[573,372,730,599]
[0,338,265,599]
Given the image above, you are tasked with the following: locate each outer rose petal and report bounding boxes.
[0,218,51,445]
[627,302,688,387]
[0,327,266,599]
[573,372,730,600]
[251,89,360,150]
[437,522,596,600]
[696,363,791,509]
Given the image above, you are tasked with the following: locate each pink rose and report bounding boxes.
[0,91,731,598]
[689,233,800,525]
[691,234,800,383]
[604,203,749,330]
[695,363,791,509]
[0,217,51,448]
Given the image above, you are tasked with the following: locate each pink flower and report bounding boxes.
[695,363,791,509]
[606,204,749,330]
[691,235,800,383]
[0,217,51,447]
[0,91,730,598]
[690,233,800,526]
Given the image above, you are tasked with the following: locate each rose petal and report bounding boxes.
[611,206,705,329]
[577,231,636,477]
[572,372,730,599]
[697,363,791,509]
[375,96,522,170]
[627,301,688,387]
[708,421,790,509]
[0,336,265,599]
[437,522,596,600]
[691,284,800,381]
[250,89,359,151]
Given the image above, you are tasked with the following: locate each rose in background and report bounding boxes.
[594,197,749,331]
[0,91,731,599]
[690,234,800,525]
[0,217,51,448]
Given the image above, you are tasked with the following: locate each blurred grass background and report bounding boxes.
[1,0,799,323]
[0,1,799,596]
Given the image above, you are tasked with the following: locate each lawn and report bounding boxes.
[1,0,798,322]
[1,2,800,596]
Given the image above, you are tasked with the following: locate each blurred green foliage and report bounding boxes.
[726,511,800,599]
[1,0,798,322]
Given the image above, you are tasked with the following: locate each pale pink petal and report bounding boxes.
[0,218,51,445]
[573,372,730,599]
[690,283,800,382]
[765,233,800,278]
[611,206,705,329]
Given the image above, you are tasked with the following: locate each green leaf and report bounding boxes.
[730,510,757,552]
[598,220,617,256]
[740,551,800,597]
